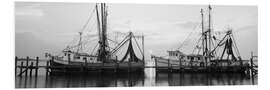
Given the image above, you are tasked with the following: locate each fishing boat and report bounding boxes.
[151,5,250,73]
[45,3,145,73]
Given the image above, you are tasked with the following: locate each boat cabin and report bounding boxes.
[167,50,206,66]
[168,50,183,60]
[61,50,98,63]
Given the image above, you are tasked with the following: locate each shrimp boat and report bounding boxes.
[46,3,145,73]
[151,5,250,73]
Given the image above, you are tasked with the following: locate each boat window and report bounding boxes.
[198,57,200,60]
[75,56,80,59]
[83,57,87,60]
[191,57,194,60]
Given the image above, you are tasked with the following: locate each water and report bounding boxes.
[15,68,257,88]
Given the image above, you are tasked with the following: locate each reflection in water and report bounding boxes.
[16,71,145,88]
[155,72,257,86]
[15,68,257,88]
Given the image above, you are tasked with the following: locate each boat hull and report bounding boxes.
[154,57,249,73]
[49,59,144,73]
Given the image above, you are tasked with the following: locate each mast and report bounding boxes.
[201,9,207,67]
[208,5,212,61]
[129,32,133,62]
[200,9,205,56]
[96,4,101,46]
[95,4,102,62]
[97,3,110,63]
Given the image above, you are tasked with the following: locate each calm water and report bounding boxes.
[15,68,257,88]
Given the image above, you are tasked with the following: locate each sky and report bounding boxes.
[15,2,257,60]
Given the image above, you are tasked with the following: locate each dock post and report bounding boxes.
[50,57,53,75]
[19,62,23,77]
[30,62,33,77]
[15,56,18,76]
[25,56,29,76]
[128,61,131,72]
[155,58,158,72]
[35,57,39,77]
[130,60,132,72]
[250,52,254,76]
[80,64,84,72]
[250,52,255,84]
[114,62,117,73]
[114,56,118,73]
[51,56,54,62]
[46,61,49,76]
[51,56,54,65]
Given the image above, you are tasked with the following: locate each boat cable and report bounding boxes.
[192,36,202,54]
[231,32,241,57]
[132,34,144,56]
[177,22,201,51]
[90,43,99,55]
[111,34,130,54]
[80,6,96,33]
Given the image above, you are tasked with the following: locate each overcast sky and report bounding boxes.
[15,2,257,60]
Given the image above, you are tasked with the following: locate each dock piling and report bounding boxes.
[154,58,158,71]
[46,61,49,76]
[30,62,33,77]
[114,56,118,72]
[35,57,39,77]
[25,56,29,76]
[19,62,23,77]
[168,59,170,72]
[84,59,87,72]
[128,61,131,72]
[250,52,255,76]
[15,56,18,76]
